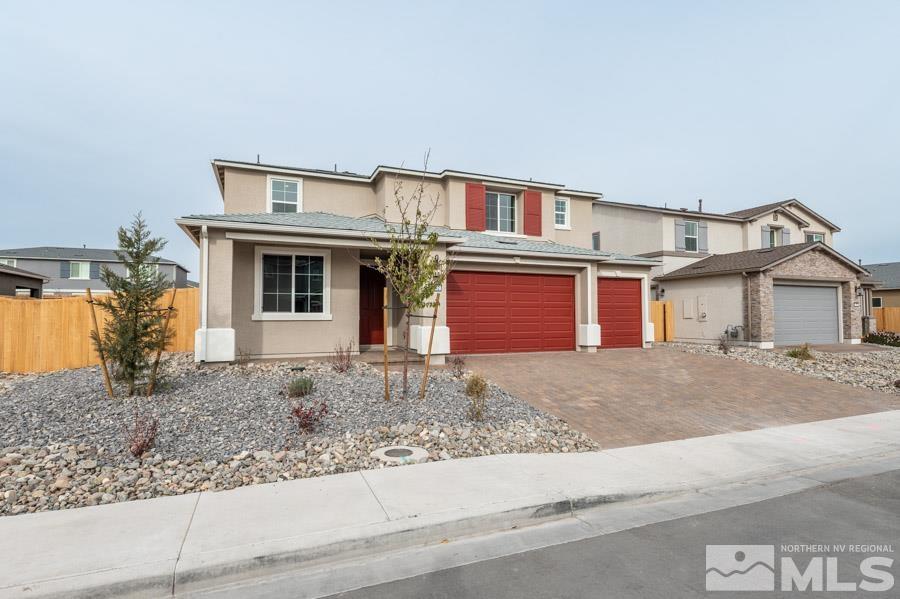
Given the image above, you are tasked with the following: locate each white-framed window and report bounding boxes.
[591,231,601,250]
[0,258,16,267]
[684,220,699,252]
[554,197,570,229]
[253,246,332,321]
[69,261,90,279]
[766,227,780,248]
[872,297,883,308]
[805,232,825,243]
[485,191,516,233]
[266,175,303,213]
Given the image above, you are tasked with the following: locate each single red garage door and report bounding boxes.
[447,271,575,354]
[597,278,643,348]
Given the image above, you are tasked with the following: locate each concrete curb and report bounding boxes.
[172,491,659,595]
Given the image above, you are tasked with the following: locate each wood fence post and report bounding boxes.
[86,288,115,399]
[146,288,177,397]
[418,293,441,400]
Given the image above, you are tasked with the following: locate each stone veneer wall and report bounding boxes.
[744,248,864,344]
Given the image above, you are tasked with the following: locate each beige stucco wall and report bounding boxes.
[785,204,835,245]
[223,168,377,216]
[743,210,809,250]
[230,242,362,357]
[552,195,593,248]
[592,205,662,256]
[661,274,745,343]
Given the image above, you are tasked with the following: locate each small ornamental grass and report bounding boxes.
[449,355,466,378]
[287,376,314,398]
[465,373,488,422]
[785,343,815,361]
[330,338,354,373]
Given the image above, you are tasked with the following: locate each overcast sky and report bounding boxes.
[1,1,898,273]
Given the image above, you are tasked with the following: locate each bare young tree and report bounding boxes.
[369,150,450,398]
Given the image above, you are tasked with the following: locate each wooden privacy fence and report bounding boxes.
[649,300,674,342]
[0,288,199,373]
[874,307,900,334]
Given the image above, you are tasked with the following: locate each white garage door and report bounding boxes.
[773,284,839,346]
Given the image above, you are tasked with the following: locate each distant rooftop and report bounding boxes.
[863,262,900,289]
[0,247,187,270]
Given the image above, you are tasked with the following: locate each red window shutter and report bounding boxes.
[523,190,542,236]
[465,183,486,231]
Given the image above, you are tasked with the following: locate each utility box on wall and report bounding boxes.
[697,295,708,322]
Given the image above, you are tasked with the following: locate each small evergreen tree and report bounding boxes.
[91,214,171,396]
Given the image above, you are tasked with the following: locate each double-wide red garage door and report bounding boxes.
[447,271,575,354]
[597,278,643,348]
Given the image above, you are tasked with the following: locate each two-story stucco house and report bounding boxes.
[0,247,190,296]
[176,159,659,363]
[592,198,841,282]
[590,198,873,348]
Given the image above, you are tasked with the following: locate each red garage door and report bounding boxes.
[597,278,643,348]
[447,271,575,354]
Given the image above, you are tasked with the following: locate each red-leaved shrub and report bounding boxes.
[290,399,328,434]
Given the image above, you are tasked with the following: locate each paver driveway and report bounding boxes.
[464,347,900,448]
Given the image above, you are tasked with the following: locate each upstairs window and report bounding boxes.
[554,198,570,229]
[872,297,883,308]
[683,220,699,252]
[486,192,516,233]
[766,227,779,248]
[69,261,90,279]
[0,258,16,267]
[268,176,302,213]
[592,231,601,250]
[805,232,825,243]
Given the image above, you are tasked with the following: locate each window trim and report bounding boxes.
[872,296,883,309]
[0,258,16,267]
[485,190,517,233]
[683,220,699,252]
[69,261,91,280]
[252,245,332,321]
[554,197,571,230]
[766,225,782,248]
[805,231,825,243]
[266,174,304,214]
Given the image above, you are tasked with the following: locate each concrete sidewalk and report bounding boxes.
[3,410,900,599]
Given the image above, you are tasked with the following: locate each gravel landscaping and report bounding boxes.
[0,355,600,516]
[666,342,900,394]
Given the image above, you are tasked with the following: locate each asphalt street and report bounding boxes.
[326,470,900,598]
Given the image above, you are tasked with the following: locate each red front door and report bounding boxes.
[597,278,643,348]
[447,271,576,354]
[359,267,386,345]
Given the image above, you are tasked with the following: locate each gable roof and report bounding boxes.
[863,262,900,289]
[0,263,48,282]
[0,247,186,270]
[176,212,657,264]
[595,198,840,231]
[656,242,866,281]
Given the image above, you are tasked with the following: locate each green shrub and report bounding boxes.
[287,376,314,398]
[864,332,900,347]
[785,343,814,361]
[465,373,487,421]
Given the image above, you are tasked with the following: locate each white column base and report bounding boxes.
[644,321,655,343]
[746,341,775,349]
[849,338,861,345]
[577,324,601,348]
[410,325,450,356]
[195,328,235,363]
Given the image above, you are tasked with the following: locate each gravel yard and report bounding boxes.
[666,342,900,394]
[0,354,599,516]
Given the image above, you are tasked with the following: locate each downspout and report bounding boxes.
[743,271,751,345]
[199,226,209,362]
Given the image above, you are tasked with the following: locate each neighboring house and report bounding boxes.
[655,242,871,348]
[0,247,190,295]
[592,198,841,283]
[0,263,47,298]
[863,262,900,309]
[176,159,659,363]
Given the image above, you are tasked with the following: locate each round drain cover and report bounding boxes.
[370,445,429,465]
